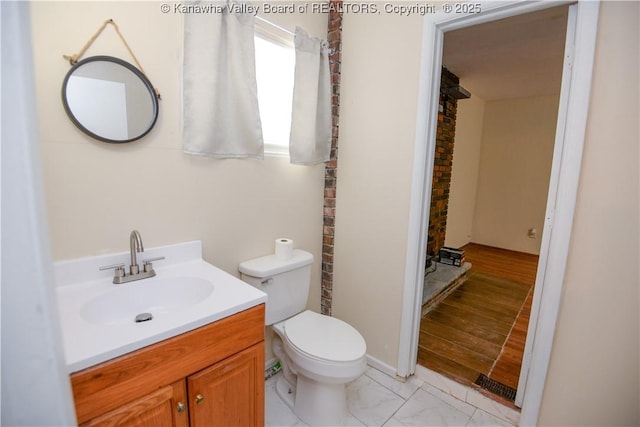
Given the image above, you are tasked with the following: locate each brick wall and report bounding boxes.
[321,1,342,316]
[427,68,460,257]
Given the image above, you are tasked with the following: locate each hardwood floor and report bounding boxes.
[462,243,538,287]
[417,243,539,401]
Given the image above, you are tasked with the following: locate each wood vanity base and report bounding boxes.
[71,305,265,426]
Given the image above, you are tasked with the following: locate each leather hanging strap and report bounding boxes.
[63,19,161,100]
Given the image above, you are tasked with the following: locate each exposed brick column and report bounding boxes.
[427,68,460,257]
[321,2,342,316]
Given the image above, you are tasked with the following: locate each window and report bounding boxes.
[254,23,295,157]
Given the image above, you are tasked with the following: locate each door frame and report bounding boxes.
[397,1,599,425]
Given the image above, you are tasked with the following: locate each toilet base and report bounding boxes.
[294,374,348,426]
[275,375,296,409]
[275,374,349,426]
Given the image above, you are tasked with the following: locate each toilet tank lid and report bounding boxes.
[239,249,313,278]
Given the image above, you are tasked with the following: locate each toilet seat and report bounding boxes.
[283,310,366,363]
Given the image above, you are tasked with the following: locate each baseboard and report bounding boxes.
[366,354,400,379]
[268,354,401,382]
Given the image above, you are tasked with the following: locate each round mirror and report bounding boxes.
[61,56,159,143]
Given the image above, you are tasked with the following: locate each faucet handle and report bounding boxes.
[99,263,126,279]
[142,256,165,273]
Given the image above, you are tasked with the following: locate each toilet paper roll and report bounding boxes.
[275,238,293,260]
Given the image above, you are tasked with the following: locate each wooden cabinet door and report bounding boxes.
[187,343,264,427]
[80,381,188,427]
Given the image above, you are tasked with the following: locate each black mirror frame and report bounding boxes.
[61,55,159,144]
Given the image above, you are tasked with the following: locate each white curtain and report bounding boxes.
[289,27,332,165]
[182,2,263,158]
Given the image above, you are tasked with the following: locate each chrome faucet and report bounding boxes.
[99,230,164,284]
[129,230,144,275]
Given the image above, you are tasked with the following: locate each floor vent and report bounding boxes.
[474,374,517,402]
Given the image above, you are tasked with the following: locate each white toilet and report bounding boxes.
[239,249,367,426]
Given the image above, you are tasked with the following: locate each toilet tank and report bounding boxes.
[239,249,313,325]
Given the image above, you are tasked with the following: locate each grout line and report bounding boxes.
[364,368,412,401]
[361,371,406,426]
[465,408,479,427]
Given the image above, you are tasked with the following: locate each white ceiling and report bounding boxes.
[443,5,570,101]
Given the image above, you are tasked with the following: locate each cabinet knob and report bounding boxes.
[176,402,186,413]
[195,394,204,405]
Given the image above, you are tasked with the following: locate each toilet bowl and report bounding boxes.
[272,311,367,426]
[239,249,367,426]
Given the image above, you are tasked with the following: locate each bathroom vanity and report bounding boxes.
[54,240,267,426]
[71,305,264,426]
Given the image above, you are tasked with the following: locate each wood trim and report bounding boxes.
[518,4,599,420]
[71,305,265,424]
[79,384,174,427]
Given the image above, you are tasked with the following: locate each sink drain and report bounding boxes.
[134,312,153,323]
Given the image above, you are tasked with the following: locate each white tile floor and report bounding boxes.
[265,366,517,426]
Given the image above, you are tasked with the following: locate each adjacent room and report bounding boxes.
[418,5,568,405]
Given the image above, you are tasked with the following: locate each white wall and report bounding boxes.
[446,93,558,255]
[538,2,639,424]
[444,87,485,249]
[332,11,424,367]
[30,1,327,364]
[471,94,559,254]
[1,3,77,424]
[31,1,327,290]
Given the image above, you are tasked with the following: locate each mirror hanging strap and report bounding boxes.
[62,19,161,100]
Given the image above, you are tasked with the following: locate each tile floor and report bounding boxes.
[265,366,517,426]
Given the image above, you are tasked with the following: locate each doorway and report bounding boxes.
[397,2,600,425]
[417,6,568,403]
[419,245,539,403]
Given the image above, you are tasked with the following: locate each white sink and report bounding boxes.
[80,277,214,325]
[55,240,267,373]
